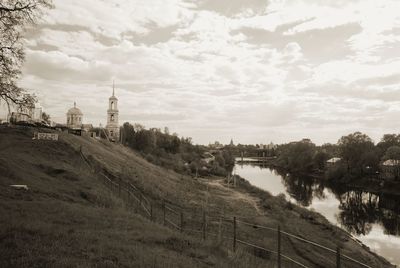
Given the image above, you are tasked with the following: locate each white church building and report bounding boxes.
[105,86,120,141]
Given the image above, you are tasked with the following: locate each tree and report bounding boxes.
[382,145,400,161]
[338,132,375,174]
[276,139,316,173]
[120,122,135,146]
[377,134,400,157]
[1,0,52,114]
[313,151,329,170]
[42,111,50,124]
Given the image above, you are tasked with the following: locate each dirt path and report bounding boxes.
[201,178,264,216]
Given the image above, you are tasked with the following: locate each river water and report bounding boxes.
[235,163,400,266]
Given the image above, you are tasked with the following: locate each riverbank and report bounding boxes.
[222,172,393,267]
[250,159,400,196]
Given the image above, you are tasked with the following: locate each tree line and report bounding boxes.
[118,122,235,177]
[260,132,400,182]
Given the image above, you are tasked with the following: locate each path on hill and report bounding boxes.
[202,178,263,216]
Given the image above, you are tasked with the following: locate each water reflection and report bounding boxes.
[235,163,400,265]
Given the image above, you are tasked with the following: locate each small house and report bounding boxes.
[380,159,400,180]
[326,157,341,168]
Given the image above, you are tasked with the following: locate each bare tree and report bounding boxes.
[0,0,52,115]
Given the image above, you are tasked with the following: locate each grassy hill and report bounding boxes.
[0,126,394,267]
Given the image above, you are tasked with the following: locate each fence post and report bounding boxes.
[180,212,184,233]
[202,210,206,241]
[336,246,341,268]
[162,200,166,226]
[150,202,153,221]
[233,216,237,252]
[126,188,130,207]
[118,178,121,197]
[277,225,281,268]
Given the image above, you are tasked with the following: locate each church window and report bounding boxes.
[110,131,114,137]
[111,101,114,110]
[111,114,114,121]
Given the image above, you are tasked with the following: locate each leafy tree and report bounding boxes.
[134,129,156,152]
[338,132,375,174]
[42,112,50,124]
[377,134,400,157]
[382,145,400,161]
[0,0,52,113]
[276,140,316,173]
[120,122,135,146]
[313,151,329,170]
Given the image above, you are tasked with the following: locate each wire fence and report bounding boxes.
[79,146,375,268]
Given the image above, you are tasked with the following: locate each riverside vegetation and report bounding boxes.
[233,132,400,190]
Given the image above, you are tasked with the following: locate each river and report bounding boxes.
[235,163,400,266]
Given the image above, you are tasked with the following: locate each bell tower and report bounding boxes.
[106,81,119,141]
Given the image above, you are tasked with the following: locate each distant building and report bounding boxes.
[202,152,215,164]
[209,141,224,150]
[106,85,119,141]
[229,139,234,146]
[66,102,83,129]
[82,124,93,132]
[8,102,43,123]
[326,157,341,167]
[380,159,400,180]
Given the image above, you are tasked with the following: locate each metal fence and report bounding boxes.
[79,146,374,268]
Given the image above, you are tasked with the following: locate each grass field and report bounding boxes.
[0,125,394,267]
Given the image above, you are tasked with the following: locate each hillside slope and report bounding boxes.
[0,126,267,268]
[0,126,394,267]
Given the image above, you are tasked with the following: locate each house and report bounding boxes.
[380,159,400,180]
[82,124,93,132]
[326,157,341,167]
[202,152,215,164]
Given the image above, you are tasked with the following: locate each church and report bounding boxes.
[105,85,120,141]
[65,83,120,141]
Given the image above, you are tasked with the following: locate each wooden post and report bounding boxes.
[277,225,281,268]
[162,200,166,226]
[233,216,237,252]
[118,178,121,197]
[202,210,206,241]
[336,246,341,268]
[180,212,184,233]
[218,215,222,243]
[150,202,153,221]
[126,188,130,206]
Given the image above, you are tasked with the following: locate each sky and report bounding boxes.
[3,0,400,145]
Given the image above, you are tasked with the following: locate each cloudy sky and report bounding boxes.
[7,0,400,144]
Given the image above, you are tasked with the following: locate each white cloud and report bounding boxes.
[11,0,400,145]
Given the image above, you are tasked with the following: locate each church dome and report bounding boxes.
[67,102,83,115]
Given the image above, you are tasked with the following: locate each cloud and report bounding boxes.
[9,0,399,145]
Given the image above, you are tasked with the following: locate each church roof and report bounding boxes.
[67,102,83,115]
[109,83,118,100]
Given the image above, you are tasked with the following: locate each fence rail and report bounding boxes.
[79,146,376,268]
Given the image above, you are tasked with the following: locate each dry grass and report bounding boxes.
[0,126,275,268]
[0,126,393,267]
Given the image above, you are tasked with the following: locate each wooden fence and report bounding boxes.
[79,146,374,268]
